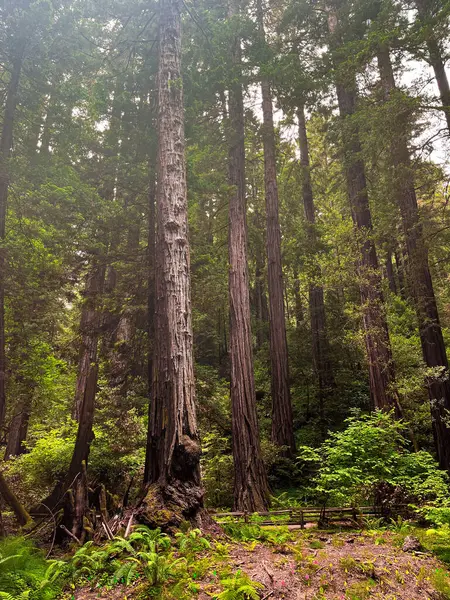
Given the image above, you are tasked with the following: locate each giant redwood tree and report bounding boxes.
[144,0,204,523]
[227,0,270,512]
[377,45,450,470]
[256,0,295,457]
[327,5,398,412]
[298,103,335,434]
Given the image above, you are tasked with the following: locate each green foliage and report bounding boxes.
[6,423,76,495]
[299,411,449,506]
[175,529,211,555]
[128,526,171,553]
[432,568,450,599]
[0,538,61,600]
[222,522,292,546]
[213,571,264,600]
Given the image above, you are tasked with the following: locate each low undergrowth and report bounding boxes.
[2,518,450,599]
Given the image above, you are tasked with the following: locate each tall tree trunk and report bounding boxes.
[0,37,26,431]
[144,0,204,523]
[5,391,32,458]
[297,103,335,435]
[43,262,105,511]
[257,0,295,456]
[327,8,398,412]
[377,46,450,470]
[227,0,270,512]
[72,263,106,421]
[144,160,156,486]
[293,268,304,328]
[254,246,268,349]
[385,249,397,294]
[415,0,450,133]
[395,251,407,299]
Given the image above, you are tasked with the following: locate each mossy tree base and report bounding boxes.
[138,482,210,531]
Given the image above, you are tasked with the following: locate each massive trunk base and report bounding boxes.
[138,482,211,530]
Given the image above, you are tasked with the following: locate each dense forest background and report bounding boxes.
[1,0,450,530]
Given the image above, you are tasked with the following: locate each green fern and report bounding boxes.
[137,551,186,586]
[106,536,136,556]
[129,526,171,553]
[0,591,31,600]
[175,529,211,554]
[214,572,264,600]
[109,561,139,586]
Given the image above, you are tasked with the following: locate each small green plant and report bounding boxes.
[340,557,357,572]
[213,571,264,600]
[128,525,171,553]
[432,568,450,599]
[136,551,186,586]
[362,516,385,530]
[345,579,376,599]
[214,542,231,558]
[175,529,211,554]
[389,515,411,533]
[109,561,139,586]
[0,537,62,600]
[241,540,259,552]
[0,592,32,600]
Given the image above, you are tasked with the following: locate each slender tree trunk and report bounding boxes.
[5,393,32,458]
[298,104,335,435]
[254,250,268,349]
[227,0,270,512]
[43,263,105,511]
[385,249,397,294]
[327,8,398,412]
[144,161,156,486]
[72,263,106,421]
[0,37,26,431]
[377,46,450,470]
[0,472,32,526]
[395,251,407,299]
[415,0,450,133]
[257,0,295,456]
[144,0,204,523]
[293,268,304,328]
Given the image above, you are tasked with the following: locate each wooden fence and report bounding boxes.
[210,505,404,528]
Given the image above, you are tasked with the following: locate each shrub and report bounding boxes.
[297,410,449,507]
[0,537,61,600]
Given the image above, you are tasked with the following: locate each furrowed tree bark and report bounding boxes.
[144,159,156,486]
[298,103,335,434]
[0,35,26,432]
[227,0,270,512]
[327,7,398,412]
[142,0,204,525]
[257,0,295,457]
[377,46,450,470]
[415,0,450,134]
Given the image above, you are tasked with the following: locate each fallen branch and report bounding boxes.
[101,521,113,541]
[60,524,82,545]
[124,513,134,538]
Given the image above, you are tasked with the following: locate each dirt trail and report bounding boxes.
[225,531,443,599]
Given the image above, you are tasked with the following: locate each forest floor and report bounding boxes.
[69,526,450,600]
